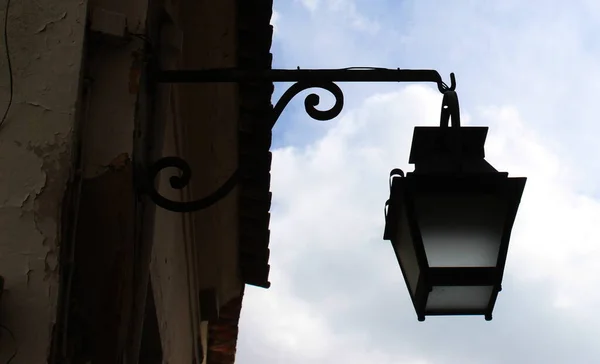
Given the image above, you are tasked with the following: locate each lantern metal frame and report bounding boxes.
[385,173,526,321]
[383,91,526,321]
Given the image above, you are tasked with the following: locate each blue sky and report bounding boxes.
[237,1,600,363]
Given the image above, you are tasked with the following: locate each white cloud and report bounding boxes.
[240,267,432,364]
[271,10,280,35]
[294,0,379,34]
[297,0,320,12]
[475,105,600,313]
[327,0,380,34]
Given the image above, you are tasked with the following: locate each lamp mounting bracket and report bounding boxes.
[143,67,458,213]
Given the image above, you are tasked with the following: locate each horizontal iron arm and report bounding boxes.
[155,68,456,93]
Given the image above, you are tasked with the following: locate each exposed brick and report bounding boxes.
[207,293,245,364]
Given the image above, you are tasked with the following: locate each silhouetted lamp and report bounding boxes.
[383,91,526,321]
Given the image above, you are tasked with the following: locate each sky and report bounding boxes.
[237,1,600,363]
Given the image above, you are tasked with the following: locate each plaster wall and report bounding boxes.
[146,11,201,364]
[150,105,200,364]
[83,0,147,178]
[0,1,87,363]
[178,0,243,313]
[149,1,244,363]
[66,0,148,361]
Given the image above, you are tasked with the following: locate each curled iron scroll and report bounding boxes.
[147,81,345,212]
[271,81,344,128]
[385,168,404,216]
[388,168,405,189]
[383,168,405,240]
[146,156,239,213]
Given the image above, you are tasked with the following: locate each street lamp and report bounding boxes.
[384,91,526,321]
[143,67,526,320]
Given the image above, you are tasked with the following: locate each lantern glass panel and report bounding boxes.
[393,203,420,295]
[426,285,494,311]
[414,193,507,267]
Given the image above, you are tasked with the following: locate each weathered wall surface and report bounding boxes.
[149,1,244,364]
[83,0,147,177]
[179,0,243,316]
[150,104,200,364]
[148,11,202,363]
[61,0,148,362]
[0,1,87,363]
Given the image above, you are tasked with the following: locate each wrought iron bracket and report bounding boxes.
[144,67,457,213]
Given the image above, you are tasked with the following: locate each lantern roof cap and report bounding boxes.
[409,126,498,174]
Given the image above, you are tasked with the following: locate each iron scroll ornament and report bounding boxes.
[145,81,345,212]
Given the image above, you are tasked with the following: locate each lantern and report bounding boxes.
[383,91,526,321]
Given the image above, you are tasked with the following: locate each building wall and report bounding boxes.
[0,1,87,363]
[150,96,201,363]
[178,0,243,312]
[0,0,249,362]
[149,1,244,363]
[61,0,149,361]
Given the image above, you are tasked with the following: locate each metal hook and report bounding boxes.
[437,72,456,93]
[439,90,461,128]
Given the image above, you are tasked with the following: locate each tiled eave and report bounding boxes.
[206,1,274,364]
[236,0,274,289]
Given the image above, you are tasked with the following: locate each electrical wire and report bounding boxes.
[0,324,17,364]
[0,0,13,131]
[0,2,15,358]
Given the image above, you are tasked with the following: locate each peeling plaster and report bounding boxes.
[29,135,73,279]
[0,135,73,358]
[81,42,140,179]
[36,12,68,33]
[0,0,86,363]
[0,142,46,208]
